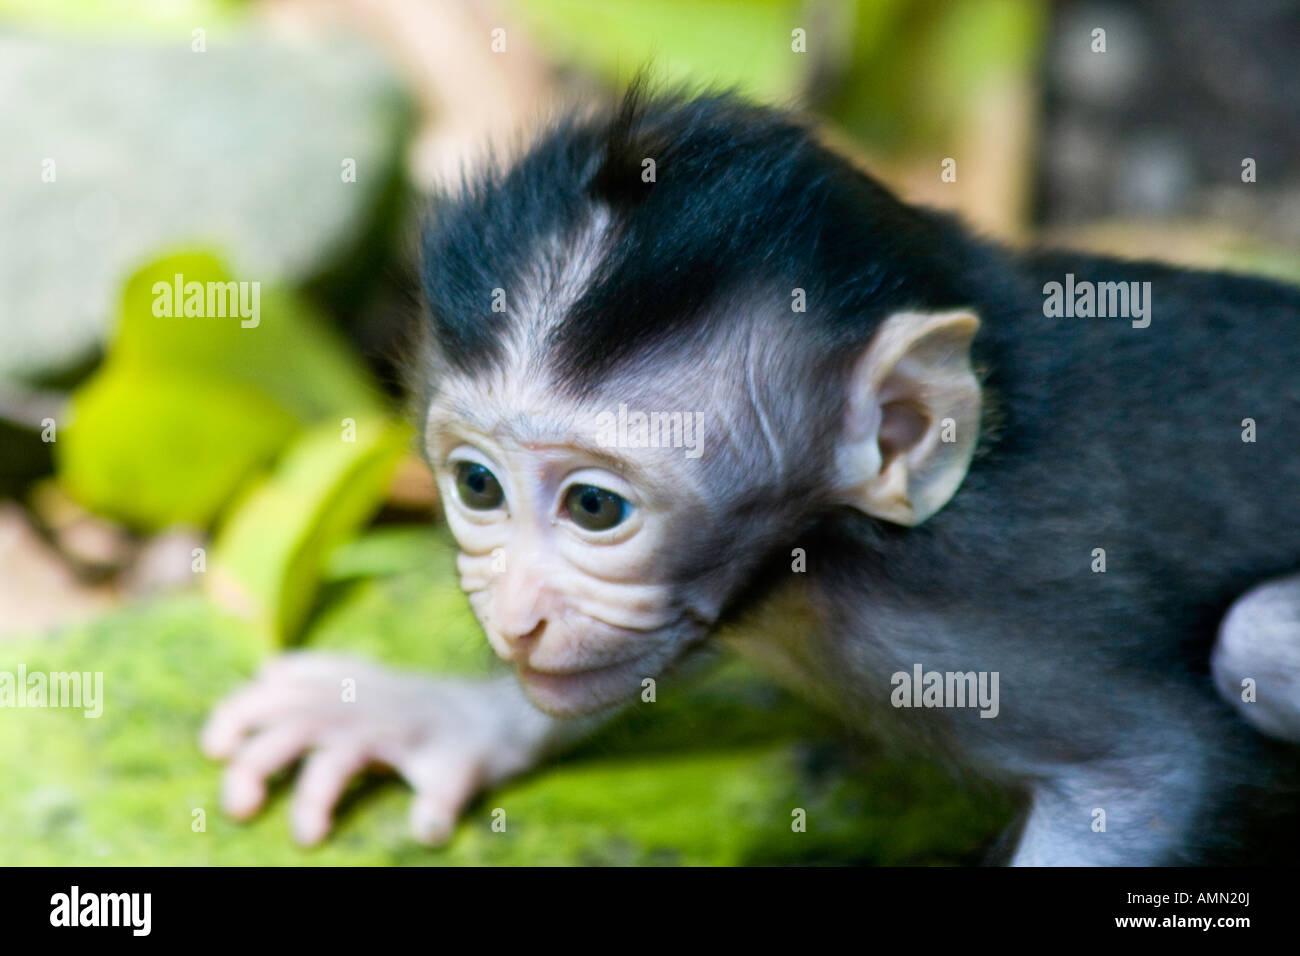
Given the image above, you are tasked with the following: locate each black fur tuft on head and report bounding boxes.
[417,79,995,390]
[587,74,663,209]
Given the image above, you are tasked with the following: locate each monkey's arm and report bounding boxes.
[200,652,607,845]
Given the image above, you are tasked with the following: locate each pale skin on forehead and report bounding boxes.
[421,315,808,533]
[424,372,690,507]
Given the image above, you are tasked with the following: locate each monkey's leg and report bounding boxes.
[1009,750,1213,865]
[1213,572,1300,743]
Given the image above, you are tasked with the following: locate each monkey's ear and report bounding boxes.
[836,310,981,526]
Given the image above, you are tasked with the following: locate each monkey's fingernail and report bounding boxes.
[221,771,264,818]
[199,720,236,759]
[292,813,329,846]
[410,804,453,845]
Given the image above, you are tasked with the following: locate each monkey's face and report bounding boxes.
[413,88,989,719]
[424,375,724,717]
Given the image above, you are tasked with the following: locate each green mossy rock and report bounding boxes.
[0,527,1013,865]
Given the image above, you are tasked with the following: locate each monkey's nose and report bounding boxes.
[501,620,547,653]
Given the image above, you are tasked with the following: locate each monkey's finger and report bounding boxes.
[402,756,483,846]
[259,651,370,683]
[217,722,318,821]
[220,762,272,822]
[289,747,371,847]
[200,684,324,758]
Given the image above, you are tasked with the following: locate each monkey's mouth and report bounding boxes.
[516,654,652,716]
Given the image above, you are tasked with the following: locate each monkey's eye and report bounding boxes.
[454,461,505,511]
[563,484,629,532]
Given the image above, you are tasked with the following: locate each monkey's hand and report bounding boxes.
[200,653,557,846]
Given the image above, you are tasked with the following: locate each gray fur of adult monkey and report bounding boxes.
[203,85,1300,864]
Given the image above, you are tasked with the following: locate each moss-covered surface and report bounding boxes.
[0,526,1015,865]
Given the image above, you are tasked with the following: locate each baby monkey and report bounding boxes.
[204,86,1300,864]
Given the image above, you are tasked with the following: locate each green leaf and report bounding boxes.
[509,0,808,101]
[57,371,299,530]
[0,0,249,38]
[55,249,385,531]
[826,0,1044,148]
[112,250,381,423]
[210,418,410,646]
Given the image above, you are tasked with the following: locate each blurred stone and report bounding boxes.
[0,31,413,385]
[28,480,133,571]
[1053,4,1147,106]
[1114,134,1196,215]
[122,527,207,597]
[0,502,116,639]
[1038,0,1300,247]
[54,518,132,571]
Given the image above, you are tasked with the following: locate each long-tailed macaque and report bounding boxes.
[203,85,1300,864]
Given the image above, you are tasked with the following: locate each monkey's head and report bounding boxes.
[414,85,983,716]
